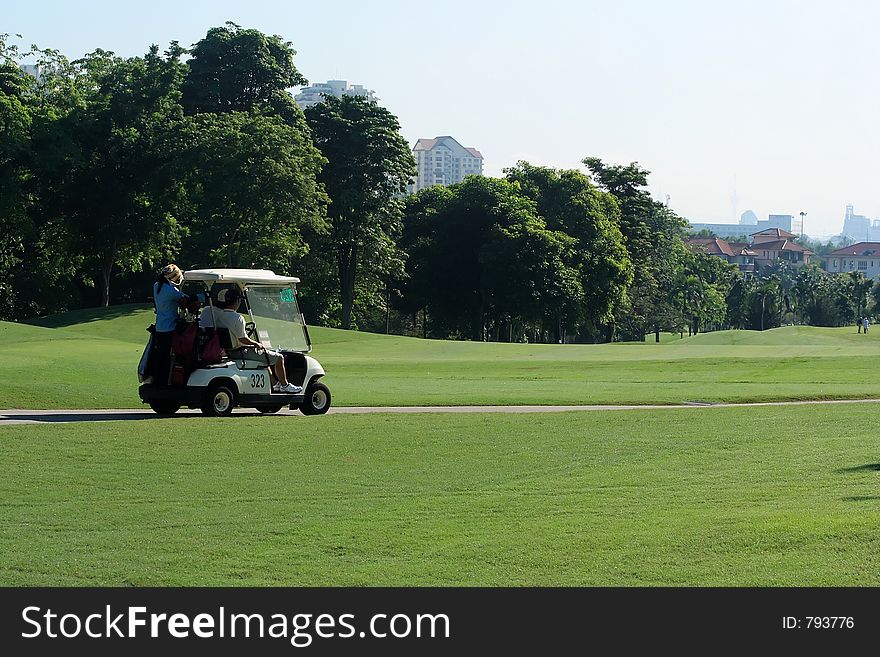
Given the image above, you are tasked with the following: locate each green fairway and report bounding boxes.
[2,304,880,408]
[1,404,879,585]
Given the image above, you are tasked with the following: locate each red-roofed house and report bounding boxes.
[685,237,757,273]
[749,229,812,268]
[408,135,484,193]
[826,242,880,279]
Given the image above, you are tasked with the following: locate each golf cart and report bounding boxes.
[138,269,331,416]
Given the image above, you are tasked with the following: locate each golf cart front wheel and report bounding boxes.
[300,382,331,415]
[201,382,236,417]
[149,400,180,416]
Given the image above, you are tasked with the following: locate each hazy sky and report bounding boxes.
[7,0,879,236]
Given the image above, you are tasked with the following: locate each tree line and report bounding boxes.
[1,25,875,340]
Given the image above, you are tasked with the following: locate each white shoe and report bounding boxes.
[278,383,303,394]
[272,382,281,392]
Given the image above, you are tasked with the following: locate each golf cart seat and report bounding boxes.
[214,327,234,350]
[198,326,234,349]
[198,327,234,368]
[199,326,271,371]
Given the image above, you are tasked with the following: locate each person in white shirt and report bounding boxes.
[201,287,302,394]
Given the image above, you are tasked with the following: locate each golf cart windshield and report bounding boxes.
[246,285,310,353]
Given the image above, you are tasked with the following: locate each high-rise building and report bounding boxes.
[293,79,380,109]
[841,204,880,241]
[408,136,483,193]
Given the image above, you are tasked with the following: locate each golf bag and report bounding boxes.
[138,325,156,383]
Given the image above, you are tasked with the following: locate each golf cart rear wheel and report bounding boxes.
[201,382,236,417]
[300,382,331,415]
[257,405,284,414]
[149,400,180,416]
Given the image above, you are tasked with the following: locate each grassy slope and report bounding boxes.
[1,304,879,408]
[1,404,879,586]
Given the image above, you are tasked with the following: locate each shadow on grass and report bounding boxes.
[836,464,880,474]
[26,304,149,329]
[1,412,168,424]
[842,496,880,502]
[0,410,299,424]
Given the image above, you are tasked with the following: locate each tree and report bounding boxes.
[400,176,582,342]
[0,36,99,317]
[181,22,307,124]
[726,276,750,330]
[583,157,690,341]
[175,111,328,269]
[395,185,454,336]
[304,94,415,329]
[844,270,872,323]
[871,280,880,317]
[744,278,784,330]
[479,213,582,341]
[54,45,189,306]
[674,252,736,335]
[504,162,632,339]
[0,45,34,314]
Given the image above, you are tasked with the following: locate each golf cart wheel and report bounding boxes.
[149,400,180,416]
[201,382,236,417]
[300,382,331,415]
[257,405,284,414]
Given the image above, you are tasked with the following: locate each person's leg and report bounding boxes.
[266,351,302,392]
[271,352,289,386]
[153,331,173,385]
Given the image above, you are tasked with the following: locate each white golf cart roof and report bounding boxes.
[184,269,301,285]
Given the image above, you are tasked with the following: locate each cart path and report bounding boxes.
[2,398,880,425]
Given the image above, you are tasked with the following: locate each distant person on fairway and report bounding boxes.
[858,318,863,333]
[201,287,302,394]
[864,317,869,334]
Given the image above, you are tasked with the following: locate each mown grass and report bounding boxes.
[0,304,878,408]
[1,404,879,585]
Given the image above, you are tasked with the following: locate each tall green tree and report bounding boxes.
[0,44,34,314]
[744,278,784,330]
[175,110,328,269]
[504,162,632,339]
[792,264,833,326]
[304,94,415,329]
[583,157,690,341]
[674,252,736,335]
[843,270,872,323]
[479,213,582,341]
[55,45,188,306]
[3,37,105,315]
[182,22,307,125]
[400,176,580,341]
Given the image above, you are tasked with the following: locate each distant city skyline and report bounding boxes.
[6,0,880,236]
[689,205,875,241]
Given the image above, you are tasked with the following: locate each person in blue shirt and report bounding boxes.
[151,264,187,384]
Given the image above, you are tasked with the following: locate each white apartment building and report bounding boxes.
[293,79,380,109]
[408,136,483,193]
[826,242,880,280]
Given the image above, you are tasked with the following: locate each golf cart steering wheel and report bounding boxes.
[245,321,257,340]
